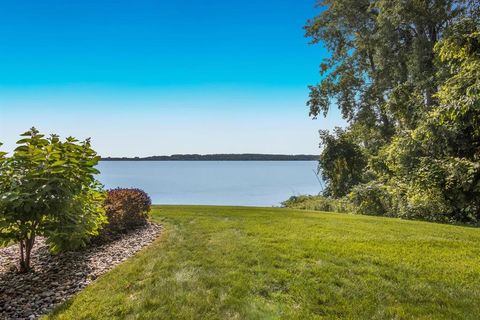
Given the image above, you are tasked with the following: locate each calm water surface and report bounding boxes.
[97,161,321,206]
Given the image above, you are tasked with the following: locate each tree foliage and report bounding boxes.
[306,0,480,223]
[0,128,106,272]
[318,128,367,197]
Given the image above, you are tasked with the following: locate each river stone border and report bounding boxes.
[0,222,162,319]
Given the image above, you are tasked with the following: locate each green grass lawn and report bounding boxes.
[46,205,480,319]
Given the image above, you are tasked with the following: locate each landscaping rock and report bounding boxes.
[0,222,162,320]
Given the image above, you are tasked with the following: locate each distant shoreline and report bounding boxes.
[101,154,319,161]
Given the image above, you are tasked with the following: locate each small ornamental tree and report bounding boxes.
[0,128,107,273]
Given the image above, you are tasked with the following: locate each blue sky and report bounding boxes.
[0,0,344,156]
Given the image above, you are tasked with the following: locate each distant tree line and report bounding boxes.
[102,154,319,161]
[306,0,480,224]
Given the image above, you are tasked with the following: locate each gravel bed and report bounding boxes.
[0,223,162,319]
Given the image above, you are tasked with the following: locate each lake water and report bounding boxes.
[97,161,322,206]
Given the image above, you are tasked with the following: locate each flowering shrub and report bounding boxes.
[101,188,152,236]
[0,128,106,272]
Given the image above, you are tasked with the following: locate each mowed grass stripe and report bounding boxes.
[45,205,480,319]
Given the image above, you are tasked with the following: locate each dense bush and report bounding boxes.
[100,188,152,237]
[348,182,394,216]
[282,195,351,213]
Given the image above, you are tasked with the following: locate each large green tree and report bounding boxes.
[306,0,480,222]
[384,21,480,222]
[306,0,474,123]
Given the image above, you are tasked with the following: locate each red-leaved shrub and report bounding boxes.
[102,188,152,235]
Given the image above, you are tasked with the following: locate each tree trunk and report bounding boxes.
[425,88,435,107]
[19,241,26,272]
[18,236,35,273]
